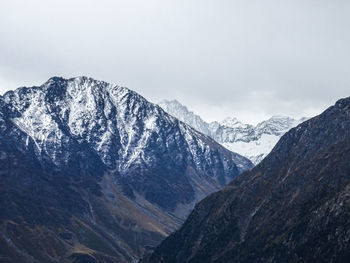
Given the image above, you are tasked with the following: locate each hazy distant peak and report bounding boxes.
[158,99,307,164]
[158,99,211,135]
[220,117,251,129]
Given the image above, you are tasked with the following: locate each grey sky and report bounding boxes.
[0,0,349,124]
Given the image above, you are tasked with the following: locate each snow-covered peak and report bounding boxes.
[158,99,210,136]
[158,99,187,112]
[255,115,302,136]
[1,76,253,214]
[158,99,307,164]
[220,117,250,129]
[4,77,154,163]
[0,77,253,261]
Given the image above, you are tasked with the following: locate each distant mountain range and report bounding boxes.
[145,97,350,263]
[0,77,252,263]
[158,99,307,164]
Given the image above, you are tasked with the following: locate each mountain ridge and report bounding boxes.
[0,76,253,262]
[145,96,350,263]
[158,99,306,164]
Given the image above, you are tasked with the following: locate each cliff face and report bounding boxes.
[0,77,252,263]
[145,97,350,263]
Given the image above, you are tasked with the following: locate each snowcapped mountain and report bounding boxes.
[145,97,350,263]
[213,116,307,164]
[158,100,211,135]
[158,100,306,164]
[0,77,252,262]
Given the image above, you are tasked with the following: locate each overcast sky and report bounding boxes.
[0,0,349,124]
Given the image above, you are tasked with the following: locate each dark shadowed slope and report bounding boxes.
[0,77,252,263]
[145,97,350,263]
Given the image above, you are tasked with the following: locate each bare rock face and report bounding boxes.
[145,97,350,263]
[0,77,252,262]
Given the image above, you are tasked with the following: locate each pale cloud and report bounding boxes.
[0,0,349,124]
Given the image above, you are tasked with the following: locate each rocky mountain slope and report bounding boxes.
[145,97,350,263]
[0,77,252,263]
[158,99,306,164]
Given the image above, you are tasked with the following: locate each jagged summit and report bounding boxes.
[220,116,248,128]
[0,77,252,262]
[158,99,307,164]
[4,76,251,193]
[255,115,301,136]
[145,97,350,263]
[158,99,210,136]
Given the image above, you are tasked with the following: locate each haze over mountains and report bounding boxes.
[158,100,306,164]
[145,97,350,263]
[0,77,252,263]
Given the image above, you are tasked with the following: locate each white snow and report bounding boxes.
[4,77,251,193]
[158,100,306,164]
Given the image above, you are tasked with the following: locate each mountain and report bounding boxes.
[158,100,306,164]
[211,115,306,164]
[144,97,350,263]
[157,100,210,136]
[0,77,252,263]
